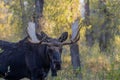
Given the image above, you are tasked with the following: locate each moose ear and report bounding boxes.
[58,32,68,42]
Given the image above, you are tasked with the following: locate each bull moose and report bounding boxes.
[0,31,79,80]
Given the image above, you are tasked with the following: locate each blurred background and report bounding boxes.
[0,0,120,80]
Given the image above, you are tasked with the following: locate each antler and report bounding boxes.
[28,36,47,44]
[61,19,81,46]
[33,34,80,46]
[40,21,81,46]
[61,34,80,46]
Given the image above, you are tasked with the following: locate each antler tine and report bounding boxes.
[61,34,80,46]
[28,36,47,44]
[39,36,47,44]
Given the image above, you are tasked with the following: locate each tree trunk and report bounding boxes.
[85,0,90,25]
[98,0,112,51]
[35,0,44,31]
[70,44,80,69]
[70,43,82,80]
[84,0,94,46]
[70,19,82,79]
[20,0,27,37]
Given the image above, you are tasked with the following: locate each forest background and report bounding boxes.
[0,0,120,80]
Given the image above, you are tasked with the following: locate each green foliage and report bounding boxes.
[0,0,36,41]
[0,1,20,41]
[90,0,120,33]
[43,0,80,36]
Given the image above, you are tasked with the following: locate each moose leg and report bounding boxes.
[25,52,37,79]
[50,61,57,76]
[25,52,46,80]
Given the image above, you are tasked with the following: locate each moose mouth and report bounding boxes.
[53,61,61,70]
[55,63,61,70]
